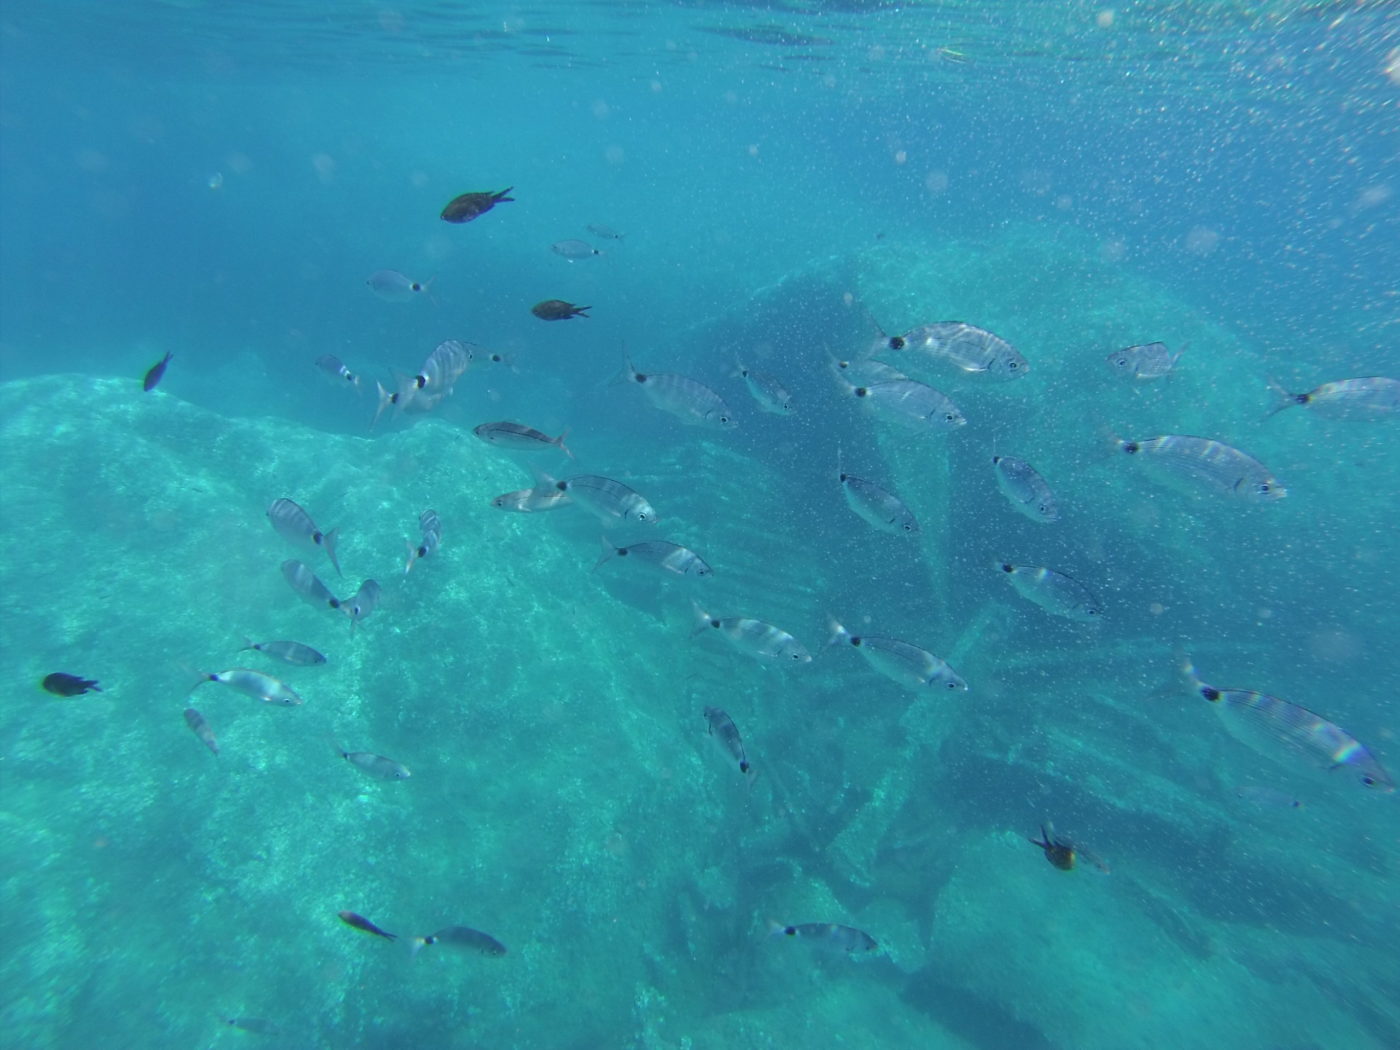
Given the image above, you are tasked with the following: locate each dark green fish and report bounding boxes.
[440,187,513,223]
[42,673,102,697]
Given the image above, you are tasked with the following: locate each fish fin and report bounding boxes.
[690,601,714,637]
[593,535,618,573]
[555,428,574,460]
[1263,377,1298,419]
[239,636,256,653]
[372,382,396,430]
[408,936,430,959]
[403,539,418,576]
[322,528,343,578]
[422,274,439,308]
[496,186,514,202]
[825,615,850,648]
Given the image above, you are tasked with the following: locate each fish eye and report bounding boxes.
[1362,775,1376,786]
[1008,361,1021,371]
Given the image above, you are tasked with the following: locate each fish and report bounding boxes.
[991,455,1059,524]
[1234,784,1303,810]
[547,474,656,526]
[1028,823,1109,872]
[240,638,327,666]
[704,706,752,775]
[343,580,382,628]
[200,668,304,707]
[625,356,737,430]
[996,562,1102,622]
[315,354,361,390]
[1266,376,1400,420]
[365,269,433,303]
[490,487,574,513]
[267,498,342,577]
[884,321,1028,380]
[551,239,601,260]
[735,361,794,415]
[41,672,102,697]
[838,467,918,536]
[281,559,342,611]
[1114,435,1285,503]
[1105,341,1179,380]
[338,911,397,940]
[768,922,877,954]
[596,538,713,578]
[586,223,625,240]
[410,926,508,958]
[331,739,411,780]
[827,617,967,693]
[830,353,907,386]
[404,510,442,575]
[375,339,475,423]
[531,299,590,321]
[183,708,219,756]
[142,352,173,392]
[692,603,811,665]
[440,187,513,223]
[223,1017,282,1035]
[1180,658,1393,792]
[836,375,966,435]
[473,421,573,457]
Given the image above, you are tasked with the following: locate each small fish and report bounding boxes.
[996,562,1102,622]
[200,668,304,707]
[490,487,574,513]
[1028,824,1105,871]
[1115,435,1285,503]
[331,738,411,780]
[343,580,382,628]
[1105,341,1179,380]
[548,474,656,526]
[315,354,361,390]
[704,706,752,776]
[267,499,342,577]
[830,353,907,386]
[365,269,433,303]
[838,467,918,536]
[836,375,966,435]
[531,299,590,321]
[338,910,397,940]
[375,340,474,424]
[551,239,601,260]
[586,223,625,240]
[440,187,513,224]
[1181,658,1393,792]
[404,510,442,575]
[768,922,877,954]
[991,455,1059,524]
[596,537,713,578]
[884,322,1028,380]
[281,559,342,611]
[827,617,967,693]
[735,361,794,415]
[239,638,327,666]
[183,708,219,756]
[473,421,573,457]
[223,1017,282,1035]
[1234,784,1303,810]
[1266,376,1400,420]
[625,355,737,430]
[142,351,173,392]
[410,926,508,957]
[692,603,811,665]
[41,672,102,697]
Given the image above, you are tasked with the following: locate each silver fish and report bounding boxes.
[343,580,381,627]
[1181,659,1393,792]
[996,562,1102,622]
[586,223,625,241]
[473,421,573,457]
[366,269,432,303]
[596,538,712,578]
[839,376,966,435]
[692,603,811,665]
[550,474,656,526]
[831,353,907,386]
[1105,341,1179,380]
[735,361,794,416]
[769,922,877,954]
[1234,784,1303,810]
[624,356,737,430]
[551,239,601,260]
[491,487,574,513]
[827,617,967,693]
[333,740,411,780]
[838,469,918,536]
[885,322,1028,380]
[992,455,1059,524]
[240,638,327,666]
[704,706,752,775]
[410,926,507,957]
[375,339,473,424]
[404,510,442,575]
[1115,435,1285,503]
[201,668,303,706]
[268,499,342,576]
[316,354,361,390]
[183,708,219,756]
[281,559,342,611]
[1267,376,1400,420]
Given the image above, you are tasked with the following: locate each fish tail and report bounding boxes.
[690,601,713,636]
[1175,650,1205,693]
[408,936,430,959]
[322,528,343,578]
[825,614,850,648]
[555,428,575,460]
[765,918,790,940]
[372,382,396,430]
[422,274,440,308]
[593,535,618,573]
[1263,377,1298,419]
[403,539,418,576]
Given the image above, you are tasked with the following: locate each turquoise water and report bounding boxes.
[2,3,1397,1048]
